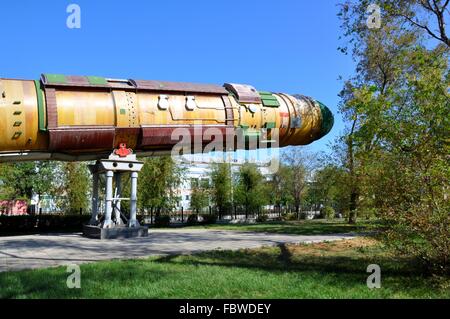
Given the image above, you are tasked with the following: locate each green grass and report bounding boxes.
[1,237,448,299]
[182,219,376,235]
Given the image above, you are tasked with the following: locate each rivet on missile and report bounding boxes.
[1,91,5,98]
[13,121,22,127]
[13,111,22,115]
[13,101,21,105]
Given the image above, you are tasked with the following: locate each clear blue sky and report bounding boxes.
[0,0,354,154]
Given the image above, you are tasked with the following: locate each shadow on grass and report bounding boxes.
[0,243,441,298]
[196,219,380,236]
[0,261,170,299]
[151,242,429,292]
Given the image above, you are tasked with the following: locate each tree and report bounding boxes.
[190,178,210,214]
[339,1,450,273]
[0,161,57,211]
[210,163,233,215]
[267,164,292,214]
[234,163,267,217]
[58,162,90,214]
[138,156,184,216]
[381,0,450,47]
[283,149,316,219]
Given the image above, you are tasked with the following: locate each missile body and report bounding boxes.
[0,74,333,162]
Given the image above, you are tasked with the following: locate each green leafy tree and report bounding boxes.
[59,162,90,214]
[267,164,292,214]
[282,149,316,218]
[138,156,184,216]
[0,161,57,211]
[234,163,267,216]
[307,164,350,217]
[339,0,450,273]
[210,163,233,215]
[190,178,210,214]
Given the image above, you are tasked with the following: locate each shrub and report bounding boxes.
[322,206,335,220]
[282,213,297,221]
[37,214,90,231]
[0,214,90,233]
[199,213,217,225]
[256,213,268,223]
[154,214,171,228]
[186,214,198,225]
[0,215,36,232]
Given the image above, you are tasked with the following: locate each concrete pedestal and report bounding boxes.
[83,225,149,239]
[84,151,145,240]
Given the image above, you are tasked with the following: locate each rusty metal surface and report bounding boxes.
[41,74,133,90]
[44,88,58,129]
[224,83,262,104]
[139,126,234,148]
[222,95,235,126]
[114,127,140,149]
[48,127,115,151]
[132,80,228,95]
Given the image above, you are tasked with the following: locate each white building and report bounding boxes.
[176,151,276,211]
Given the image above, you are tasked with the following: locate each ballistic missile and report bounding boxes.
[0,74,333,162]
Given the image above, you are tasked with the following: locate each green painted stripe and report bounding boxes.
[34,80,47,131]
[44,74,67,84]
[87,76,108,85]
[265,122,276,129]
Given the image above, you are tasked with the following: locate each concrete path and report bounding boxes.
[0,229,356,272]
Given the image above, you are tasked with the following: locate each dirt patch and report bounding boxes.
[286,237,378,256]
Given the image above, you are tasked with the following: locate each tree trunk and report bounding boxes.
[347,129,358,224]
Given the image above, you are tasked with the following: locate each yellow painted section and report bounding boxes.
[0,79,47,151]
[56,90,115,126]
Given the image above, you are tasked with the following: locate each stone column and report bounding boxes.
[89,172,99,225]
[128,171,140,227]
[114,173,123,226]
[102,170,114,228]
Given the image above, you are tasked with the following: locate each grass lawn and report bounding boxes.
[1,237,448,299]
[182,219,376,235]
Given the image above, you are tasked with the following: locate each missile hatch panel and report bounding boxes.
[223,83,262,104]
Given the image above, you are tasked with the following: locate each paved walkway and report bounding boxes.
[0,229,356,272]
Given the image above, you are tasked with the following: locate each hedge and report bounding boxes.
[0,214,91,233]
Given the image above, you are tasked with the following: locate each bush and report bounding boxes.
[154,214,171,228]
[322,206,335,220]
[256,213,268,223]
[199,214,217,225]
[0,215,36,232]
[186,214,198,225]
[0,214,90,233]
[282,213,297,221]
[37,214,90,231]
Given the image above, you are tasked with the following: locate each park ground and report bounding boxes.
[0,219,449,298]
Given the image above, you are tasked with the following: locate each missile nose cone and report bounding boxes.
[316,101,334,139]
